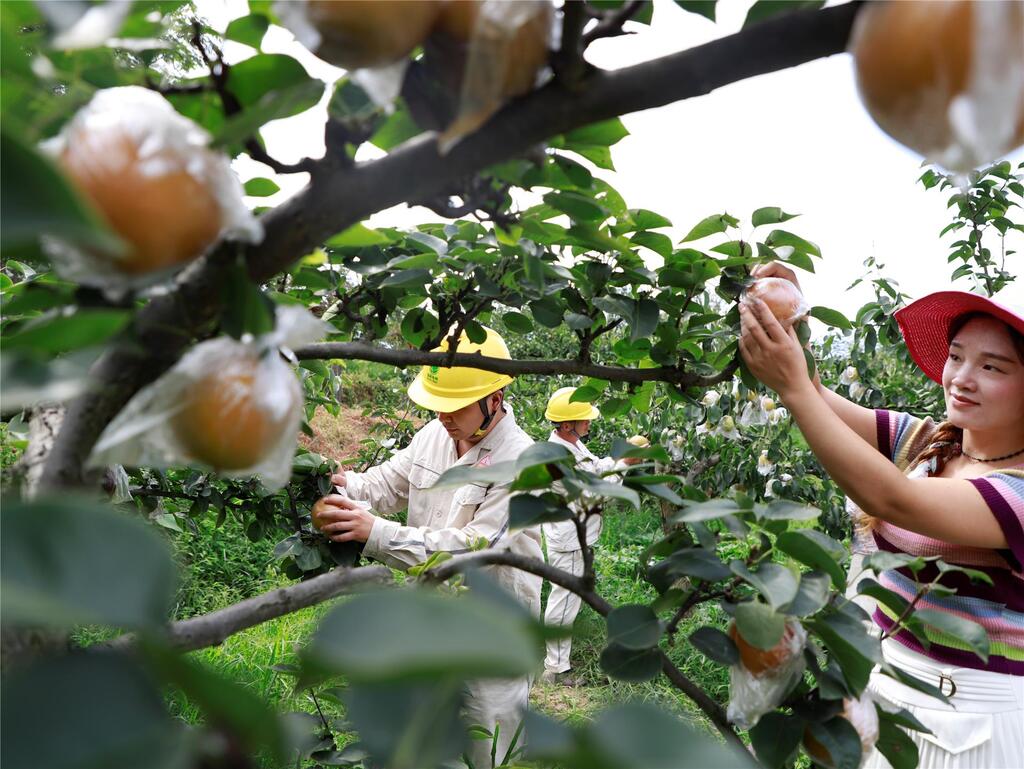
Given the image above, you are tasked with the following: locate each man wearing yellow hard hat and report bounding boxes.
[540,386,644,686]
[311,326,542,767]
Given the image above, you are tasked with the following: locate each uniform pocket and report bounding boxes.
[453,484,487,508]
[408,463,441,491]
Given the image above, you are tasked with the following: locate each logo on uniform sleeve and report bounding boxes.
[476,454,492,467]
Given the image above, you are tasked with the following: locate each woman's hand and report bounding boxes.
[739,297,815,400]
[752,261,803,293]
[312,494,375,543]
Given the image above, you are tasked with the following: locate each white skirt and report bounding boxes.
[864,640,1024,769]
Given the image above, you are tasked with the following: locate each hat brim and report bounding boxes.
[407,374,513,413]
[895,291,1024,384]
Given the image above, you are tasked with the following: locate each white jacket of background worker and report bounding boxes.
[540,431,622,552]
[541,430,627,678]
[343,404,544,615]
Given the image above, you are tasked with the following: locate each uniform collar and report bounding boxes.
[548,430,597,460]
[457,403,518,465]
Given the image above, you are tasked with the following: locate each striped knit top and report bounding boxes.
[871,409,1024,675]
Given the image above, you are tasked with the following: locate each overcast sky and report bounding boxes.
[197,0,1024,314]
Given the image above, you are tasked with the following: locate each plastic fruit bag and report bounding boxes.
[41,86,261,289]
[740,277,810,327]
[436,0,553,151]
[851,1,1024,174]
[89,307,327,490]
[726,619,808,729]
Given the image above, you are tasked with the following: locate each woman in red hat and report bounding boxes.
[740,263,1024,769]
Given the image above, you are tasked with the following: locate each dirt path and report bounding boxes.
[297,406,377,463]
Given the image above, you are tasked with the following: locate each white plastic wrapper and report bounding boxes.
[89,307,327,490]
[273,0,420,108]
[41,86,261,289]
[727,621,808,730]
[740,277,810,327]
[439,0,553,152]
[109,464,134,503]
[851,2,1024,174]
[842,690,880,765]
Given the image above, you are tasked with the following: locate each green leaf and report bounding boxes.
[629,297,660,341]
[682,213,736,242]
[805,716,864,769]
[754,500,821,521]
[400,307,440,348]
[630,208,672,230]
[1,125,123,254]
[688,626,739,665]
[599,643,662,682]
[144,644,286,761]
[730,562,799,609]
[224,13,269,48]
[809,305,853,330]
[586,703,749,769]
[564,118,629,147]
[307,589,538,681]
[674,1,717,21]
[370,106,422,151]
[776,529,848,591]
[875,718,920,769]
[751,206,798,227]
[544,191,608,221]
[606,604,661,650]
[379,268,432,288]
[807,612,881,692]
[734,601,786,650]
[243,177,280,196]
[630,230,673,257]
[785,571,831,617]
[766,229,821,257]
[670,498,743,523]
[226,53,315,110]
[750,712,803,769]
[221,265,275,339]
[647,548,731,591]
[913,609,989,662]
[215,79,323,148]
[1,497,177,630]
[509,494,572,528]
[0,654,182,769]
[3,309,130,354]
[326,222,394,247]
[744,0,825,28]
[502,310,534,334]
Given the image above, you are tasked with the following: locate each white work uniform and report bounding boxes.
[344,405,542,767]
[540,431,621,675]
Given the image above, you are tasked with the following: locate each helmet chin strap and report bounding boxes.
[473,394,501,437]
[567,421,587,442]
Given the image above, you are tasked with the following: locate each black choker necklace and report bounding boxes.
[953,443,1024,463]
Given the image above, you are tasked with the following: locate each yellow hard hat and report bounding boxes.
[545,386,600,422]
[407,326,515,412]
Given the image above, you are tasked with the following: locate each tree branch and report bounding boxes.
[424,549,743,750]
[424,549,613,616]
[582,0,645,46]
[98,564,392,653]
[40,2,861,489]
[293,341,739,389]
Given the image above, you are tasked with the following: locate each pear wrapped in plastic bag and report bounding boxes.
[90,307,327,490]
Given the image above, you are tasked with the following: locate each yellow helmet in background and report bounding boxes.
[407,326,515,412]
[545,386,600,422]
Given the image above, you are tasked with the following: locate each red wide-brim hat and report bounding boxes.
[895,291,1024,384]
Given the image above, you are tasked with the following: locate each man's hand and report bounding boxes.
[312,494,375,543]
[329,470,347,488]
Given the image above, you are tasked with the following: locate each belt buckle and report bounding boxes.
[938,672,957,698]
